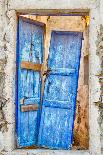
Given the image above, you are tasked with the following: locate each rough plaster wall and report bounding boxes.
[95,1,103,151]
[96,25,103,152]
[83,6,101,154]
[8,0,99,11]
[0,0,17,152]
[0,0,8,150]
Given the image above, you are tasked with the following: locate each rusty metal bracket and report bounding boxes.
[20,98,25,105]
[43,68,51,76]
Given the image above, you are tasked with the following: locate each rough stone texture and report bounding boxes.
[0,0,102,154]
[0,150,90,155]
[89,6,101,153]
[0,0,17,152]
[0,0,8,151]
[96,24,103,153]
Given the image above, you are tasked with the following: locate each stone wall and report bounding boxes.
[0,0,8,138]
[0,0,7,151]
[96,24,103,152]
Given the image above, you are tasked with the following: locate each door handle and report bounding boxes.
[47,81,52,94]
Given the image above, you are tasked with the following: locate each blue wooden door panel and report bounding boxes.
[38,31,83,149]
[17,17,45,147]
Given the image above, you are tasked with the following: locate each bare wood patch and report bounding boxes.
[21,61,42,71]
[21,104,38,112]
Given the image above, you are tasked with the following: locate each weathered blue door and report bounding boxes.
[38,31,83,149]
[16,17,45,147]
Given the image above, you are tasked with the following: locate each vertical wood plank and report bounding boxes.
[17,17,45,147]
[38,31,83,149]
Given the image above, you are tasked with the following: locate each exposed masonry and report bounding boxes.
[0,0,12,149]
[96,25,103,151]
[0,0,7,133]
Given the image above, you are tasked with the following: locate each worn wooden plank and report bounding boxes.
[21,61,42,71]
[21,104,38,112]
[38,31,83,150]
[17,16,44,147]
[28,111,38,144]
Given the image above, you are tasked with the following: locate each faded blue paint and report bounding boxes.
[16,17,45,147]
[38,31,83,150]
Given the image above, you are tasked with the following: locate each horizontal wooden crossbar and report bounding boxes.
[21,104,38,112]
[21,61,42,71]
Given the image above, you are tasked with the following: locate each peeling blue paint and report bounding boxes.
[16,17,83,150]
[16,17,45,147]
[38,31,83,150]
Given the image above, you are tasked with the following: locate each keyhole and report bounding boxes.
[47,81,51,94]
